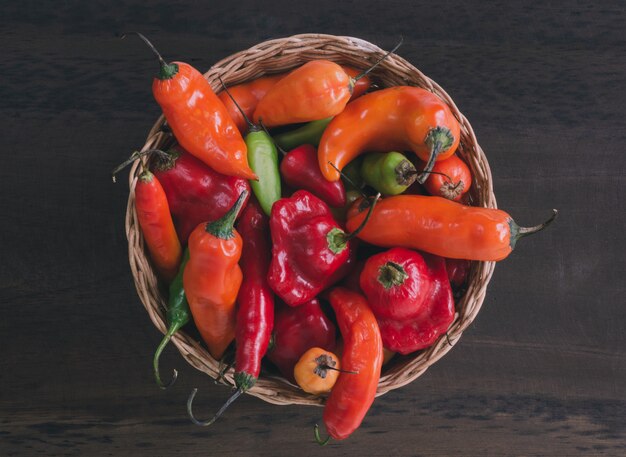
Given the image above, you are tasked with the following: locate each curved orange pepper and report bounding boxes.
[318,86,461,183]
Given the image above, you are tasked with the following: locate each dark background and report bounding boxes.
[1,1,624,456]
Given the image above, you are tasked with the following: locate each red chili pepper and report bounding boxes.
[267,299,336,383]
[267,191,378,306]
[187,198,274,426]
[134,168,182,282]
[319,288,383,442]
[151,146,250,242]
[234,199,275,386]
[126,33,256,180]
[360,247,434,321]
[372,253,455,355]
[280,145,346,208]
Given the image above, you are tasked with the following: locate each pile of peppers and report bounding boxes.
[115,33,557,444]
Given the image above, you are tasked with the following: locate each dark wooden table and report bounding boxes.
[2,1,624,455]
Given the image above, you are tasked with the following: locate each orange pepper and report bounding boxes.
[346,195,558,261]
[183,190,248,359]
[422,154,472,201]
[134,169,182,282]
[219,67,371,134]
[294,347,341,395]
[318,86,461,184]
[253,60,352,127]
[127,33,256,180]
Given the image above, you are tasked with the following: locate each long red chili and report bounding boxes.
[187,199,274,426]
[317,288,383,442]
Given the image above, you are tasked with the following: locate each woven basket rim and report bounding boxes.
[125,34,496,407]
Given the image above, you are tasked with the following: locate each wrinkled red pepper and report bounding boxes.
[267,190,371,306]
[360,249,455,354]
[280,145,346,208]
[267,299,336,382]
[151,146,250,242]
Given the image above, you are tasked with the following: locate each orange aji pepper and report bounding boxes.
[318,86,461,184]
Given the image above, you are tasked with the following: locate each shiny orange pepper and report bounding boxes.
[220,67,372,133]
[183,190,248,359]
[253,60,352,127]
[127,33,256,180]
[318,86,461,184]
[135,169,182,282]
[346,195,558,261]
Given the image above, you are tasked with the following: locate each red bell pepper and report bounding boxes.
[267,190,376,306]
[360,249,455,354]
[267,299,336,382]
[151,146,250,242]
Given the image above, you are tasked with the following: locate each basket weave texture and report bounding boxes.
[124,34,497,406]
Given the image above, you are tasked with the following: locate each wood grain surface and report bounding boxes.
[1,1,624,455]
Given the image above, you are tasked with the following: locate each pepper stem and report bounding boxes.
[187,372,256,427]
[509,209,558,249]
[352,37,404,84]
[378,262,409,289]
[328,161,369,200]
[417,126,455,184]
[205,190,248,239]
[111,149,172,182]
[121,31,178,80]
[153,323,183,390]
[314,424,331,446]
[326,193,380,254]
[218,76,256,131]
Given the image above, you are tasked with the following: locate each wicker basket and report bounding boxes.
[124,33,496,406]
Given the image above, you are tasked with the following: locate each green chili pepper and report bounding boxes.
[153,248,190,389]
[360,151,417,196]
[274,117,333,151]
[245,127,281,216]
[219,77,281,216]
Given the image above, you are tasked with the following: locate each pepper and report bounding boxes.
[253,43,400,127]
[422,154,472,201]
[125,32,256,180]
[218,74,284,133]
[183,190,248,360]
[346,195,558,261]
[267,299,336,382]
[318,86,461,184]
[134,167,182,282]
[360,151,418,196]
[280,145,346,208]
[373,253,455,354]
[219,80,281,216]
[151,146,250,242]
[267,190,378,306]
[360,247,434,321]
[294,348,342,395]
[274,117,333,151]
[317,288,383,442]
[187,199,274,426]
[153,249,190,389]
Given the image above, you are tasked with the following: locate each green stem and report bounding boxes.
[416,126,455,185]
[121,31,178,80]
[314,424,331,446]
[327,193,380,254]
[352,37,404,83]
[509,209,558,249]
[187,387,245,426]
[153,322,184,390]
[205,190,248,239]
